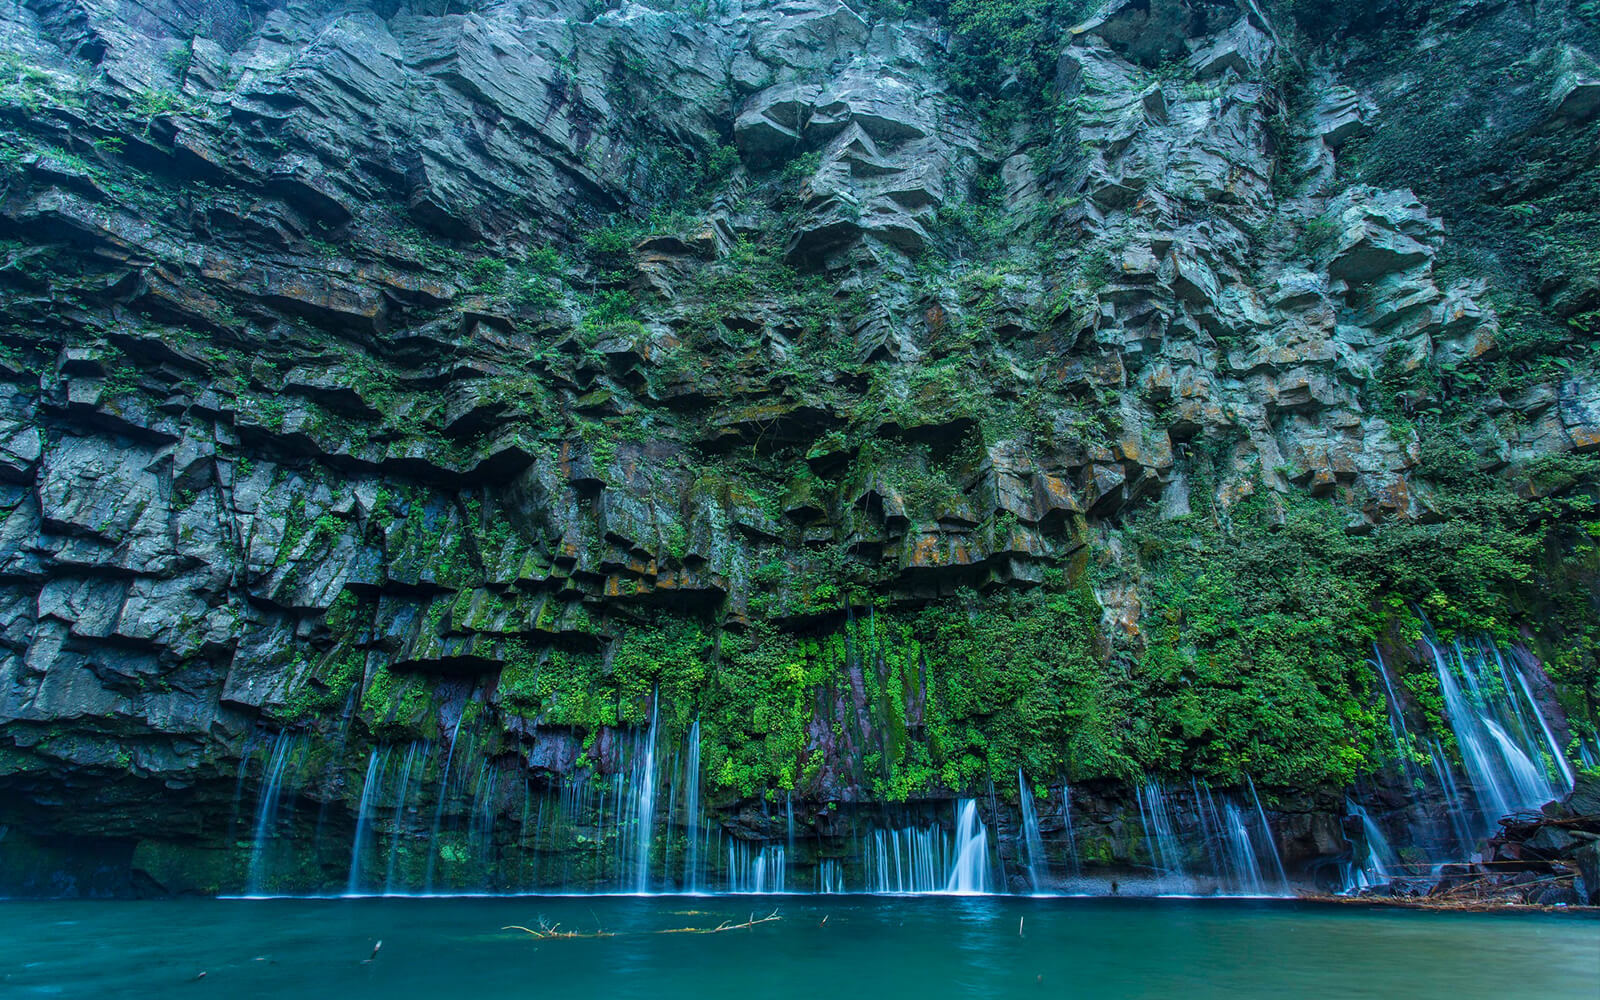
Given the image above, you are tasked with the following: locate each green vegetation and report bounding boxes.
[361,663,439,742]
[369,446,1599,801]
[1128,452,1600,782]
[858,0,1096,103]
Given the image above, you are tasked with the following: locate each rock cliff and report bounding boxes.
[1,0,1598,895]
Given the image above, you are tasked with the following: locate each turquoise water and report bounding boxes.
[1,896,1595,999]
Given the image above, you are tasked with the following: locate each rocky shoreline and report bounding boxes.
[1329,775,1600,910]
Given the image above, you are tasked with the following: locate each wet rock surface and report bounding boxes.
[0,0,1597,894]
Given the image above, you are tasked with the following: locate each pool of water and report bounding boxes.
[1,896,1594,999]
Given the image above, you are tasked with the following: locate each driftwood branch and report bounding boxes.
[502,920,614,940]
[506,909,781,941]
[711,909,782,933]
[656,909,784,935]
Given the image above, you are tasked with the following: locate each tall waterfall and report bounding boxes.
[1017,771,1046,892]
[1218,803,1267,895]
[346,750,384,894]
[384,742,429,893]
[423,707,469,891]
[1060,784,1081,875]
[945,799,992,894]
[682,719,701,892]
[865,825,950,893]
[246,731,299,895]
[1136,780,1185,881]
[1341,634,1578,892]
[628,698,661,893]
[1428,637,1570,832]
[727,842,786,893]
[1247,777,1289,892]
[1345,800,1398,891]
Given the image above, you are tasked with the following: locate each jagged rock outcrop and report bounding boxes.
[0,0,1597,895]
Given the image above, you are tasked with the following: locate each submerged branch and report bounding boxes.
[655,909,784,935]
[504,909,781,941]
[502,920,614,940]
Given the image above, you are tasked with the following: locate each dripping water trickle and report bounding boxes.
[1017,770,1046,892]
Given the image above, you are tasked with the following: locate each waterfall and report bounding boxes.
[347,750,385,894]
[818,858,844,893]
[468,761,499,886]
[1017,771,1046,892]
[1247,777,1290,893]
[384,742,429,894]
[683,719,701,892]
[424,707,469,891]
[1060,785,1081,875]
[1428,637,1568,834]
[1497,645,1575,792]
[1219,803,1266,895]
[628,698,661,893]
[865,825,948,893]
[229,729,262,845]
[246,731,298,894]
[1136,780,1185,879]
[727,841,786,893]
[1345,799,1398,890]
[1426,738,1477,855]
[1189,780,1284,895]
[945,799,992,894]
[1373,647,1425,790]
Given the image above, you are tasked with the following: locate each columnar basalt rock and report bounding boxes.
[0,0,1597,895]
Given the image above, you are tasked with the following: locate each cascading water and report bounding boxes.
[1247,777,1290,893]
[1498,645,1575,792]
[424,707,470,891]
[229,729,262,845]
[1218,803,1266,896]
[865,825,949,893]
[786,792,795,859]
[246,731,298,895]
[1136,780,1185,882]
[1060,785,1081,875]
[727,842,786,893]
[468,761,500,884]
[1344,799,1398,891]
[347,750,385,894]
[1340,635,1578,893]
[817,858,844,893]
[945,799,992,894]
[682,719,701,892]
[1427,636,1571,835]
[1426,737,1477,856]
[629,698,661,892]
[384,742,428,893]
[1017,771,1046,892]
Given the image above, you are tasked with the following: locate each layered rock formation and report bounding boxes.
[0,0,1597,895]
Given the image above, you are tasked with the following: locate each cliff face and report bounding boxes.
[1,0,1598,896]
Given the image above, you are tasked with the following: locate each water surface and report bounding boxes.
[1,896,1594,999]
